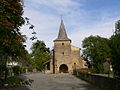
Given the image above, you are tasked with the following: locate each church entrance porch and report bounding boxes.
[59,64,68,73]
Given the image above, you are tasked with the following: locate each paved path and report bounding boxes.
[28,73,100,90]
[1,73,101,90]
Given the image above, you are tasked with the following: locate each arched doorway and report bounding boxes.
[59,64,68,73]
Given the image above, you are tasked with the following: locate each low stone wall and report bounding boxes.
[74,72,120,90]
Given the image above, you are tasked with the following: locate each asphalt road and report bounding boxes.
[0,73,101,90]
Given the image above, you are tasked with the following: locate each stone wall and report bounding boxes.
[71,46,83,69]
[54,41,72,73]
[74,72,120,90]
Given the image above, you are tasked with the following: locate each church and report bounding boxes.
[45,20,85,74]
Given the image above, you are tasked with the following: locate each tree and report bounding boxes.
[115,20,120,34]
[0,0,27,80]
[110,20,120,78]
[30,40,50,71]
[82,35,111,73]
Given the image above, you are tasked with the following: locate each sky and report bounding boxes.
[21,0,120,52]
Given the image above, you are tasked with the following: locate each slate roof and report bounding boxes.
[54,20,71,41]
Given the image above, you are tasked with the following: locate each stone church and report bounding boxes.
[45,20,85,74]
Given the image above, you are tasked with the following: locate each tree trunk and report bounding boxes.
[4,56,8,82]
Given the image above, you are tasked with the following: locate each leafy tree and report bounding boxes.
[110,20,120,78]
[115,20,120,34]
[0,0,30,80]
[82,35,111,73]
[30,40,50,71]
[110,34,120,78]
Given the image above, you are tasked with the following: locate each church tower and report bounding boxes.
[49,20,83,74]
[53,20,72,73]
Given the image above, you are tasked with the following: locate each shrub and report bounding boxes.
[5,77,23,87]
[12,66,21,75]
[73,68,92,75]
[12,66,26,75]
[20,66,26,74]
[27,67,33,72]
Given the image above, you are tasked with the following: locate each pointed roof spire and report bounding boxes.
[54,20,71,41]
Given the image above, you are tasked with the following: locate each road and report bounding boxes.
[1,73,101,90]
[28,73,100,90]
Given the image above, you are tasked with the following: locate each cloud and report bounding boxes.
[25,0,85,19]
[22,0,84,51]
[21,0,120,52]
[70,17,119,50]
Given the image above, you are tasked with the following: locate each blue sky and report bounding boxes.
[21,0,120,52]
